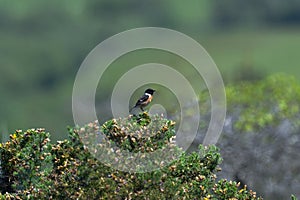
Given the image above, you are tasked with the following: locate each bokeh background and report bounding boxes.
[1,1,300,198]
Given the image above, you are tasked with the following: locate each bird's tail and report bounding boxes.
[129,105,137,113]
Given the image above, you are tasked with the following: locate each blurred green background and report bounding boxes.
[1,0,300,141]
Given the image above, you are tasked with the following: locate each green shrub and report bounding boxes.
[0,113,263,199]
[0,128,53,195]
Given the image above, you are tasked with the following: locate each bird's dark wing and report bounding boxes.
[135,94,149,106]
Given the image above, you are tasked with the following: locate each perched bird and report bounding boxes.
[130,88,155,112]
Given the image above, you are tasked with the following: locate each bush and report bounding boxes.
[0,113,262,199]
[0,128,53,197]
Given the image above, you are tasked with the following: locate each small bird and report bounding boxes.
[130,88,156,112]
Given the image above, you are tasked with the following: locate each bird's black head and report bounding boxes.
[145,88,155,95]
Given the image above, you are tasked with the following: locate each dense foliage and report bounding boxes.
[0,114,263,199]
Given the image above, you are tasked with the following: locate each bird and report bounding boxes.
[130,88,156,113]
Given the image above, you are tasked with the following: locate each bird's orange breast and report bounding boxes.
[140,95,153,106]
